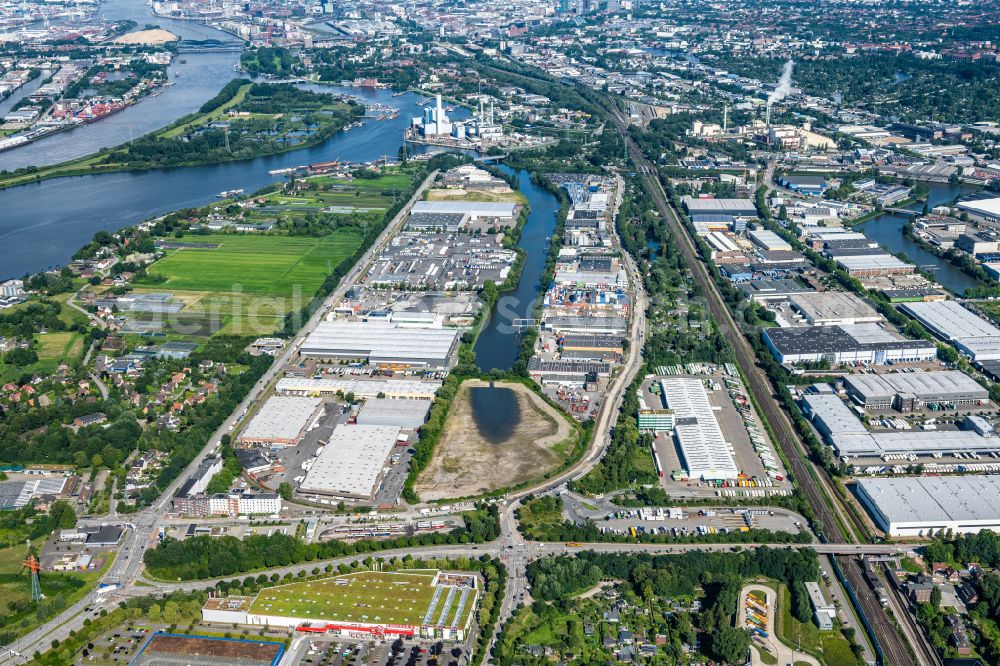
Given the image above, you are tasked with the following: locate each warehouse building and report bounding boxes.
[300,320,460,370]
[300,425,400,499]
[276,377,442,400]
[763,324,936,365]
[844,371,989,411]
[856,476,1000,536]
[802,393,1000,459]
[356,398,432,429]
[528,358,610,386]
[899,300,1000,361]
[748,229,792,252]
[410,200,517,221]
[778,175,829,196]
[406,212,468,232]
[739,279,810,303]
[801,394,869,441]
[681,197,758,220]
[956,197,1000,224]
[661,378,739,480]
[238,397,325,447]
[836,253,915,276]
[787,292,881,326]
[543,316,628,336]
[560,333,623,360]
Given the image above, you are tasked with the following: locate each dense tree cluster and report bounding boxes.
[524,549,819,664]
[144,505,500,579]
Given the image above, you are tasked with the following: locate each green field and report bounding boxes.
[776,584,858,666]
[139,231,362,296]
[0,542,111,642]
[129,230,363,338]
[249,571,476,628]
[1,331,85,383]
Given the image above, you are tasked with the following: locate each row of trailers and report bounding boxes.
[745,592,770,644]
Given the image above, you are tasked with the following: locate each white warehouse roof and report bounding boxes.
[661,377,739,480]
[356,398,432,428]
[239,397,324,444]
[899,300,1000,342]
[857,475,1000,536]
[411,200,517,219]
[844,370,988,403]
[276,377,442,400]
[299,424,400,499]
[957,197,1000,220]
[300,320,459,368]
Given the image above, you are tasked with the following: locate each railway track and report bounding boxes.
[838,556,920,666]
[608,111,843,541]
[603,106,923,666]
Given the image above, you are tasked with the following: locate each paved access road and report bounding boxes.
[0,171,441,666]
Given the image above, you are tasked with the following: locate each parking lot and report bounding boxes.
[641,369,792,499]
[301,636,470,666]
[599,506,807,538]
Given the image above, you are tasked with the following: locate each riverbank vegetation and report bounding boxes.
[0,81,363,189]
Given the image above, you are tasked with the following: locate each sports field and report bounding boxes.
[138,230,363,296]
[248,571,476,629]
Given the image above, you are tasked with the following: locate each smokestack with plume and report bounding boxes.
[765,59,794,127]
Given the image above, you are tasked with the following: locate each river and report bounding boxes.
[474,165,560,371]
[0,0,242,170]
[0,87,468,278]
[858,181,982,294]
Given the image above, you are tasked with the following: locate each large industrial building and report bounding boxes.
[356,398,432,429]
[787,292,882,326]
[835,253,914,277]
[661,378,739,480]
[844,371,989,411]
[856,476,1000,536]
[410,200,517,221]
[276,377,442,400]
[238,397,325,447]
[299,320,460,370]
[763,324,936,365]
[681,197,758,220]
[899,300,1000,361]
[802,393,999,459]
[956,197,1000,224]
[299,425,400,499]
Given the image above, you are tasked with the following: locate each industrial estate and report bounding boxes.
[7,1,1000,666]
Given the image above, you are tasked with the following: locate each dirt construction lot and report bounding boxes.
[414,380,571,500]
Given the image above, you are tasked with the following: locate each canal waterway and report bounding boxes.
[468,386,520,443]
[0,70,52,117]
[474,165,560,371]
[0,87,467,279]
[0,0,242,170]
[858,181,982,294]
